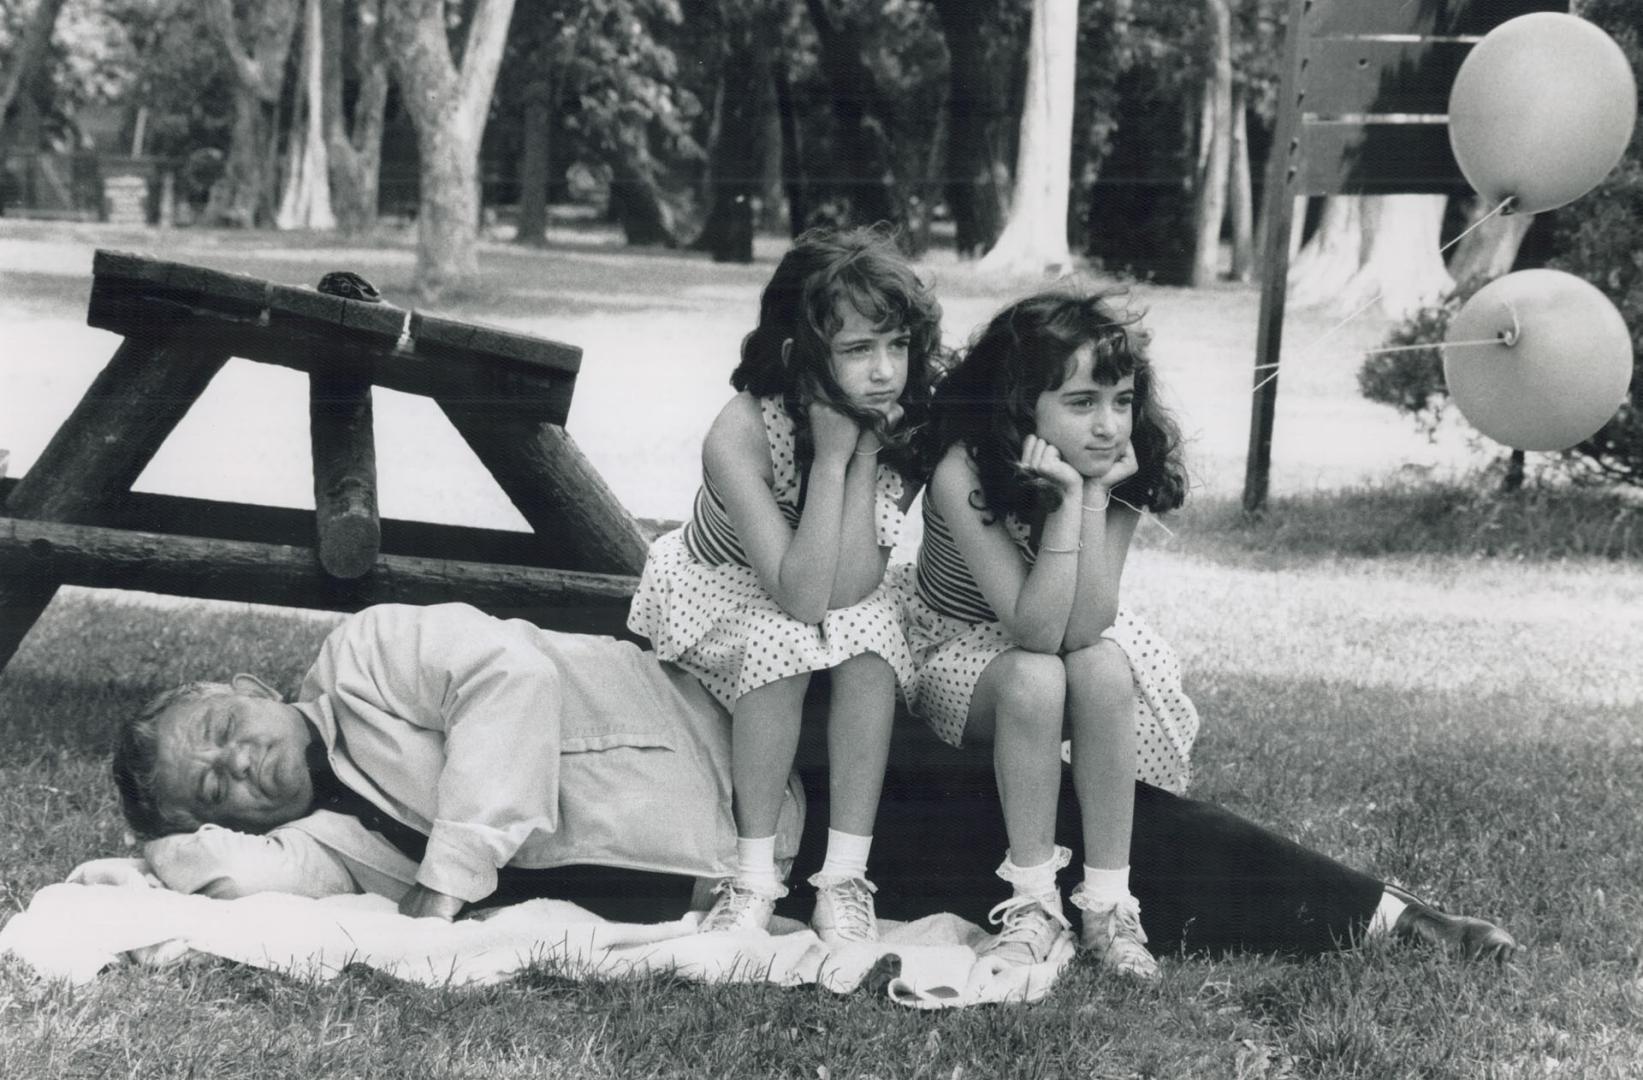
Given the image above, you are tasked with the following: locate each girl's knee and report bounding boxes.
[835,651,892,676]
[1064,639,1133,693]
[993,652,1066,729]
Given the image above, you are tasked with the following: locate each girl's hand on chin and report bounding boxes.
[1090,440,1139,491]
[1020,434,1084,497]
[855,402,905,456]
[808,399,863,463]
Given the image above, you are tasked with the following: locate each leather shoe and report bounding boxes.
[1386,884,1520,962]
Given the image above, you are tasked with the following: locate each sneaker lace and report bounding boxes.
[986,893,1071,946]
[702,879,772,931]
[1105,895,1145,938]
[821,878,877,937]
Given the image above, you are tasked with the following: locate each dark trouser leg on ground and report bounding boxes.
[791,713,1383,956]
[1124,782,1383,957]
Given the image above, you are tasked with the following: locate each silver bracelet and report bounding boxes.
[853,447,880,456]
[1038,542,1081,554]
[1082,491,1111,512]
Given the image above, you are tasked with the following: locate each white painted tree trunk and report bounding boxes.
[1337,194,1453,318]
[1228,88,1254,283]
[384,0,517,300]
[1190,0,1233,287]
[977,0,1078,276]
[276,0,335,230]
[1446,196,1535,284]
[1287,195,1364,307]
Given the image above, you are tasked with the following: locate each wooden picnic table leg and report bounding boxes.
[0,332,229,674]
[436,401,651,576]
[309,372,381,580]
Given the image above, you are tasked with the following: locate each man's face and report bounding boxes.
[152,685,316,831]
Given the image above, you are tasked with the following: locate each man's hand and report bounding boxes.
[66,856,163,889]
[397,883,465,920]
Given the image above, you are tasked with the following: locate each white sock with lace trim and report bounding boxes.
[1000,850,1065,901]
[1079,865,1132,908]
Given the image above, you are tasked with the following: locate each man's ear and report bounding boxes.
[229,673,283,701]
[781,338,793,366]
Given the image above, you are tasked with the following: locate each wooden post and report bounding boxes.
[309,372,381,579]
[437,402,652,575]
[1241,0,1308,514]
[0,332,228,672]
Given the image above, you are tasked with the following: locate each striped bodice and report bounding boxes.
[681,396,804,568]
[682,466,802,566]
[913,489,1035,624]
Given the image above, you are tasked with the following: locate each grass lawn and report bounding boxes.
[2,221,1641,1077]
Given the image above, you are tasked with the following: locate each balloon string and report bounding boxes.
[1111,493,1175,537]
[1250,196,1518,396]
[1251,336,1511,370]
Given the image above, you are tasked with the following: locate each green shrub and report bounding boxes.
[1356,276,1489,439]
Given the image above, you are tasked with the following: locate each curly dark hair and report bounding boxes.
[730,224,944,480]
[112,682,233,839]
[929,289,1187,524]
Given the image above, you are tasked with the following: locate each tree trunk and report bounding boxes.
[609,151,679,248]
[1190,0,1233,287]
[383,0,518,300]
[1228,86,1254,283]
[757,54,787,233]
[0,0,67,154]
[1337,194,1453,319]
[803,0,908,238]
[1446,195,1535,285]
[695,7,777,263]
[773,56,808,237]
[932,0,1008,257]
[203,0,300,228]
[277,0,337,230]
[326,0,389,234]
[515,81,553,246]
[978,0,1078,275]
[1287,195,1364,307]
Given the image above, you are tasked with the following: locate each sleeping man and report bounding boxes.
[80,602,1517,961]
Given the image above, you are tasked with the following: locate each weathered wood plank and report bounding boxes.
[91,279,578,424]
[0,479,673,563]
[438,401,652,575]
[411,310,581,377]
[1303,0,1568,39]
[1295,119,1467,194]
[0,334,229,673]
[310,373,381,580]
[88,284,577,425]
[90,249,581,380]
[1299,38,1471,117]
[0,516,639,639]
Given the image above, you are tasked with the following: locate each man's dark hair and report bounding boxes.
[112,682,232,839]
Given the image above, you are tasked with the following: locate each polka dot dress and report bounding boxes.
[896,541,1201,795]
[628,395,914,711]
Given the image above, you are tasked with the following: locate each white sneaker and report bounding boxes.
[810,876,879,944]
[698,878,783,934]
[976,892,1075,968]
[1070,886,1159,982]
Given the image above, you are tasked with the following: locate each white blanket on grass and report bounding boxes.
[0,883,1068,1008]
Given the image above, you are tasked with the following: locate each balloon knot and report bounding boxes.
[1497,301,1522,347]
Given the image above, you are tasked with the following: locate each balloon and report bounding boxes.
[1443,270,1633,452]
[1448,13,1637,215]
